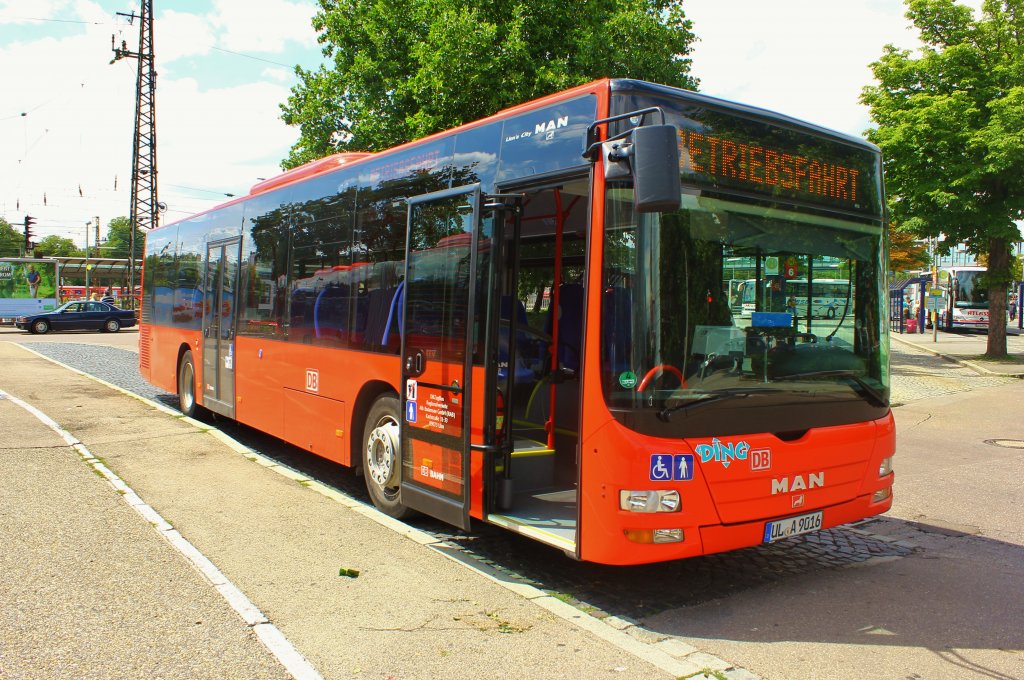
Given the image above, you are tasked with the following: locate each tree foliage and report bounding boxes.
[281,0,698,166]
[862,0,1024,355]
[0,218,25,257]
[34,235,84,258]
[103,216,144,260]
[888,221,930,273]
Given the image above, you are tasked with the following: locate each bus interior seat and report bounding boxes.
[362,286,399,352]
[313,284,350,340]
[545,282,584,373]
[381,280,405,348]
[499,295,546,387]
[602,285,632,376]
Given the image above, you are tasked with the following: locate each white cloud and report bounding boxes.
[683,0,922,137]
[0,0,69,23]
[0,1,313,243]
[261,66,294,82]
[211,0,317,54]
[155,9,215,63]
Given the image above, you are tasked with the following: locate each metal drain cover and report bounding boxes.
[984,439,1024,449]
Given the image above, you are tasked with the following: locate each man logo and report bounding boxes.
[792,494,806,509]
[534,116,569,135]
[771,472,824,495]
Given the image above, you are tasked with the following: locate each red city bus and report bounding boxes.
[140,79,893,565]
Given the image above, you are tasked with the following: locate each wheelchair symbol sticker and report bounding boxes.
[649,453,694,481]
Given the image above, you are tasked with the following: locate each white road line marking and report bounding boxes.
[0,387,323,680]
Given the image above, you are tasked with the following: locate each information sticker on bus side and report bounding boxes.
[763,510,823,543]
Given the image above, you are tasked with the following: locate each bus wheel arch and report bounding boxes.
[358,388,413,519]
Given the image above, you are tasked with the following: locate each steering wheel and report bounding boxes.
[636,364,686,392]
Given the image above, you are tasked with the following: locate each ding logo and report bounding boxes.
[695,438,749,469]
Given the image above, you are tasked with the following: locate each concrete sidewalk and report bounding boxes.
[0,390,288,678]
[0,342,685,679]
[892,326,1024,377]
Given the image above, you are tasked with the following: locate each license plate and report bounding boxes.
[763,510,823,543]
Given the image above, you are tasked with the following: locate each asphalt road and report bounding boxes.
[2,328,1021,678]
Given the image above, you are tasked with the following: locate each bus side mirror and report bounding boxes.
[630,125,681,213]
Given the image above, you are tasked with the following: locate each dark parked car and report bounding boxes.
[16,300,137,334]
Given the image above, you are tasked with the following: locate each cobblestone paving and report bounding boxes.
[889,343,1018,405]
[431,521,913,620]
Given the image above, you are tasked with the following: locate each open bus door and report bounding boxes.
[399,185,486,530]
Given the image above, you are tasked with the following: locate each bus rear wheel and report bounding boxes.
[178,350,199,418]
[363,394,412,519]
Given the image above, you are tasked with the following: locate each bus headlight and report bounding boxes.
[872,488,892,503]
[879,456,894,477]
[619,489,681,513]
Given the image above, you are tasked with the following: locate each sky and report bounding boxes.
[0,0,980,249]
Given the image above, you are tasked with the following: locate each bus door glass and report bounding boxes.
[399,185,483,529]
[202,237,241,418]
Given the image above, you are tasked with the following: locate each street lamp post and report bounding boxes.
[85,221,91,299]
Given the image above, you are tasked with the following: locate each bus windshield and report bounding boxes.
[602,188,888,437]
[953,270,988,308]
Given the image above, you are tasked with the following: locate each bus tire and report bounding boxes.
[178,350,200,418]
[826,307,836,319]
[363,394,412,519]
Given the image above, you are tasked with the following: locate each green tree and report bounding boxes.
[281,0,698,166]
[0,218,25,257]
[102,216,144,260]
[34,235,84,258]
[862,0,1024,357]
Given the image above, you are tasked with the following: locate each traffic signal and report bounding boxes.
[23,215,36,250]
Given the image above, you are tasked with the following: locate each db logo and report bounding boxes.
[750,448,772,471]
[305,369,319,393]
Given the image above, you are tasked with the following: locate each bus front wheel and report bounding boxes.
[363,394,412,519]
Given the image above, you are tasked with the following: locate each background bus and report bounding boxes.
[140,78,893,565]
[0,258,59,322]
[738,278,851,319]
[935,266,988,330]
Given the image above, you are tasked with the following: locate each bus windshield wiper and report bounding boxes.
[656,388,786,422]
[773,370,888,408]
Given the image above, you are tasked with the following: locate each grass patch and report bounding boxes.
[486,611,529,634]
[965,353,1024,364]
[689,671,728,680]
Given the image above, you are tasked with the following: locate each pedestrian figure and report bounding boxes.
[26,265,40,298]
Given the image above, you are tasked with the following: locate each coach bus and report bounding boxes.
[139,79,893,565]
[935,266,989,330]
[738,278,852,320]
